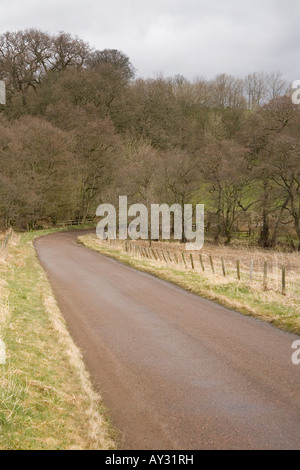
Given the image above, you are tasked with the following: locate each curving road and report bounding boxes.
[34,230,300,450]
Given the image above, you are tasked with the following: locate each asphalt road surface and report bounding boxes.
[34,230,300,450]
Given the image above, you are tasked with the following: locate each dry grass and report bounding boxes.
[79,235,300,335]
[0,281,9,328]
[0,229,117,450]
[134,239,300,293]
[0,230,15,365]
[104,238,300,301]
[42,291,115,449]
[0,229,19,262]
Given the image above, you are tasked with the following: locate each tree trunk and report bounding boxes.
[270,196,290,247]
[259,209,270,248]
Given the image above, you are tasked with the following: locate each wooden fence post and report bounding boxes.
[190,254,194,269]
[237,260,240,280]
[199,254,205,272]
[263,261,268,289]
[250,259,254,282]
[181,253,187,268]
[209,256,215,274]
[282,265,286,296]
[221,257,226,277]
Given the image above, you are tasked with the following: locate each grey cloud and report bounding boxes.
[0,0,299,82]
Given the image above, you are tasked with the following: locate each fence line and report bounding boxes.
[55,217,95,227]
[106,239,291,295]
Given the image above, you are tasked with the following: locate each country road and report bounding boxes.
[34,230,300,450]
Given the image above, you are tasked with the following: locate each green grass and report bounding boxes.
[79,235,300,336]
[0,228,117,450]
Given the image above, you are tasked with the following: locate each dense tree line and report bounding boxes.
[0,29,299,249]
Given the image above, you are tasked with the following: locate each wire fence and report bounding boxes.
[104,239,299,297]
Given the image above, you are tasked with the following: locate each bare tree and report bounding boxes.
[87,49,135,81]
[201,139,253,243]
[0,29,90,109]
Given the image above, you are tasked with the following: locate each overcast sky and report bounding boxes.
[0,0,299,82]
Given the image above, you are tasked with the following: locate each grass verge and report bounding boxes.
[0,228,117,450]
[79,235,300,336]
